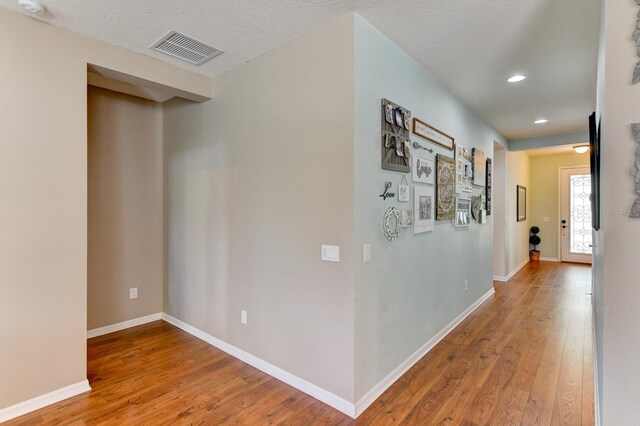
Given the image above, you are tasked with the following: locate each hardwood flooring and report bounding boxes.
[5,261,594,425]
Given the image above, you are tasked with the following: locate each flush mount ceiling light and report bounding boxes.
[18,0,45,16]
[534,119,549,124]
[507,74,527,83]
[573,144,590,154]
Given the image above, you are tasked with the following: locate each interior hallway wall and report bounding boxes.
[88,87,163,330]
[595,0,640,423]
[0,8,209,411]
[493,145,507,278]
[504,151,531,275]
[353,15,508,401]
[163,15,355,402]
[529,152,590,260]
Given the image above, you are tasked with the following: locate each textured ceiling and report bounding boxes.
[1,0,601,140]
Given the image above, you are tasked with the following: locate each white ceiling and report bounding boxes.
[523,144,589,157]
[1,0,601,140]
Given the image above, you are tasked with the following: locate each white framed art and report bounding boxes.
[455,197,472,227]
[412,155,435,185]
[414,186,435,233]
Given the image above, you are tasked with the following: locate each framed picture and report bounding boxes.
[436,155,456,220]
[412,118,455,150]
[517,185,527,222]
[414,186,435,233]
[398,176,410,202]
[455,197,472,227]
[486,158,492,215]
[412,155,435,184]
[589,112,600,229]
[472,148,486,186]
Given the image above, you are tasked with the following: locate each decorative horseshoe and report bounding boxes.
[383,207,401,241]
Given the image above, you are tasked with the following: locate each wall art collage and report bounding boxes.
[380,98,492,240]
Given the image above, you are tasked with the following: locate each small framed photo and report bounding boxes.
[517,185,527,222]
[398,179,410,202]
[455,197,472,227]
[414,186,435,233]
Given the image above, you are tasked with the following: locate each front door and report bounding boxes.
[560,166,592,264]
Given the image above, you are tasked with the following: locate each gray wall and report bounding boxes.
[353,15,508,400]
[595,0,640,424]
[88,87,164,330]
[162,15,356,402]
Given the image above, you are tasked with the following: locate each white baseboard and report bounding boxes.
[0,380,91,423]
[354,286,496,417]
[161,313,356,418]
[540,257,560,262]
[87,313,162,339]
[494,258,529,282]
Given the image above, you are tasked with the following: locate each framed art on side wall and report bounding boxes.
[517,185,527,222]
[414,186,435,233]
[436,154,456,220]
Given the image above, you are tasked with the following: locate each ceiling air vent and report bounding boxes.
[151,31,223,65]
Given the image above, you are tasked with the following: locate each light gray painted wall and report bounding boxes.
[593,0,605,422]
[353,15,507,399]
[509,131,590,151]
[162,15,356,402]
[493,145,507,278]
[596,0,640,424]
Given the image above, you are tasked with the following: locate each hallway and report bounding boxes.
[5,262,593,425]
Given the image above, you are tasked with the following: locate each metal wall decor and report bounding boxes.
[382,99,411,172]
[412,141,433,153]
[633,0,640,84]
[380,182,395,200]
[383,207,402,241]
[436,154,456,220]
[486,158,492,215]
[629,123,640,217]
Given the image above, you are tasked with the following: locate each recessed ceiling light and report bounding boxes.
[18,0,45,16]
[507,74,527,83]
[573,145,590,154]
[534,119,548,124]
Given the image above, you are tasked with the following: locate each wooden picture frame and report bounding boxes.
[412,118,455,150]
[517,185,527,222]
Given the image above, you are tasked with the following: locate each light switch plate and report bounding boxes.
[363,244,371,263]
[241,310,247,325]
[129,287,138,299]
[321,245,340,262]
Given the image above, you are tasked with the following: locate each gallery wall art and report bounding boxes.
[412,117,455,150]
[436,154,456,220]
[414,186,435,233]
[486,158,492,215]
[381,99,411,173]
[455,197,472,227]
[472,148,486,186]
[412,155,435,185]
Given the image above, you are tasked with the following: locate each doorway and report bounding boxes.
[559,166,592,264]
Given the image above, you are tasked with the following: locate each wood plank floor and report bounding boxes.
[5,261,594,425]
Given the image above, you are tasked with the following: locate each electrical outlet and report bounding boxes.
[363,244,371,263]
[464,280,469,292]
[241,310,247,325]
[129,287,138,299]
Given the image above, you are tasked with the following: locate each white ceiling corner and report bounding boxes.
[1,0,601,140]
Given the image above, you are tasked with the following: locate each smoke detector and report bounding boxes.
[18,0,46,16]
